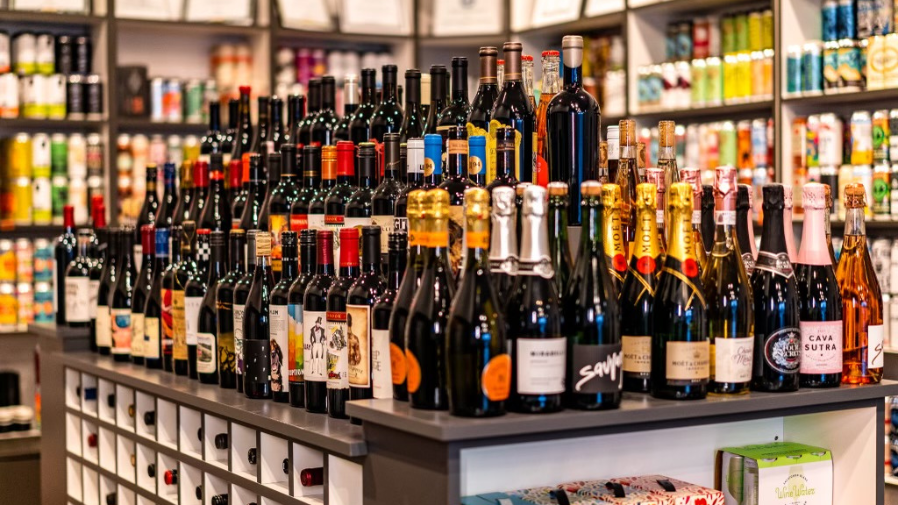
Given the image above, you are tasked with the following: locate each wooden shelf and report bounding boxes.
[0,9,104,26]
[783,87,898,108]
[115,18,265,37]
[629,0,771,15]
[514,11,625,38]
[418,34,507,49]
[0,118,106,130]
[117,117,208,134]
[630,99,774,123]
[273,25,410,46]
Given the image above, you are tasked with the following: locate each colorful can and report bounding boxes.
[0,283,17,330]
[693,18,710,59]
[675,60,691,109]
[50,133,67,176]
[68,133,87,178]
[852,110,875,165]
[55,35,73,74]
[884,34,898,88]
[85,74,102,119]
[786,45,803,95]
[666,24,678,62]
[66,74,84,119]
[21,74,46,119]
[35,33,54,75]
[874,0,892,35]
[46,74,66,119]
[802,41,824,95]
[51,174,68,225]
[875,109,891,163]
[762,48,775,98]
[734,12,749,52]
[16,282,33,325]
[150,77,165,122]
[12,32,36,75]
[723,54,738,102]
[859,0,877,38]
[719,121,737,167]
[691,58,707,107]
[824,40,842,91]
[33,239,52,283]
[838,0,857,39]
[891,163,898,217]
[0,73,20,118]
[838,38,864,91]
[86,133,103,177]
[163,78,182,123]
[33,283,53,323]
[0,31,9,73]
[705,56,723,105]
[69,177,88,224]
[761,9,774,49]
[74,36,91,75]
[737,120,753,169]
[748,11,762,52]
[751,118,768,168]
[9,133,32,179]
[0,240,14,282]
[721,15,735,54]
[792,117,808,172]
[15,239,32,284]
[676,22,693,61]
[751,51,765,99]
[807,114,821,169]
[874,162,892,217]
[32,176,52,225]
[32,133,50,177]
[823,0,840,41]
[819,113,845,166]
[185,79,204,124]
[890,109,898,163]
[13,177,32,225]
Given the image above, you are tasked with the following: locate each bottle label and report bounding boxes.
[344,217,373,246]
[144,317,160,359]
[217,310,235,375]
[270,304,289,393]
[197,333,216,374]
[656,209,665,226]
[161,289,173,355]
[763,327,801,374]
[448,205,465,275]
[326,310,349,389]
[307,214,325,231]
[372,215,394,254]
[111,308,132,355]
[288,303,304,383]
[391,342,407,385]
[303,310,327,382]
[243,338,271,384]
[868,324,885,368]
[393,216,408,236]
[490,255,519,276]
[715,210,736,226]
[466,230,489,249]
[134,244,143,272]
[799,320,843,374]
[570,343,623,394]
[347,305,371,389]
[185,296,203,346]
[665,340,710,384]
[711,336,754,383]
[481,354,512,401]
[741,252,755,276]
[290,213,309,232]
[96,305,111,347]
[515,337,566,395]
[491,119,523,180]
[172,290,187,360]
[516,257,554,279]
[372,328,391,399]
[270,214,289,273]
[88,279,99,318]
[622,335,652,376]
[233,304,245,374]
[326,214,344,260]
[132,312,145,358]
[64,277,90,322]
[754,251,794,278]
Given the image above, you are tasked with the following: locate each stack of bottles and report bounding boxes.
[274,47,393,98]
[0,132,103,227]
[637,9,774,112]
[0,237,53,330]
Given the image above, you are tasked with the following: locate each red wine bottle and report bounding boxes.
[287,229,317,407]
[161,227,182,372]
[290,145,320,232]
[304,230,335,413]
[371,232,406,400]
[244,232,275,399]
[349,68,377,145]
[144,228,169,370]
[55,205,77,325]
[198,230,227,385]
[111,227,136,362]
[326,228,361,418]
[216,230,246,388]
[270,231,298,402]
[185,229,211,379]
[130,225,155,365]
[65,229,94,328]
[96,224,120,355]
[233,230,258,394]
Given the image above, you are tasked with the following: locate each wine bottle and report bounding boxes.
[751,184,801,392]
[372,232,406,400]
[270,95,286,150]
[111,227,136,362]
[198,154,232,239]
[144,228,169,370]
[369,65,403,143]
[88,201,107,352]
[485,127,518,198]
[304,230,335,412]
[161,227,182,372]
[658,121,679,229]
[437,57,471,135]
[423,134,443,188]
[423,65,448,137]
[291,145,321,232]
[468,135,488,188]
[287,229,317,407]
[347,227,386,420]
[837,183,884,384]
[394,138,424,237]
[681,167,708,274]
[736,184,757,275]
[601,184,628,294]
[467,47,500,180]
[258,152,281,231]
[651,182,709,401]
[620,183,662,393]
[438,126,474,275]
[783,184,799,262]
[311,76,339,146]
[230,86,253,167]
[309,146,337,232]
[398,70,424,143]
[134,165,159,271]
[173,222,199,376]
[824,184,837,265]
[199,100,223,164]
[349,68,377,145]
[244,232,275,399]
[546,36,598,222]
[172,160,195,228]
[217,230,246,389]
[405,189,455,410]
[300,467,324,487]
[249,96,271,162]
[534,51,559,188]
[645,168,667,251]
[345,143,376,233]
[229,158,246,217]
[198,231,227,385]
[237,154,266,232]
[233,230,258,394]
[796,183,843,388]
[564,181,622,410]
[388,190,427,401]
[493,42,535,185]
[55,205,77,324]
[506,185,565,413]
[488,186,518,302]
[325,228,362,418]
[130,225,155,365]
[190,161,209,229]
[222,98,237,165]
[270,231,298,402]
[96,224,119,355]
[231,157,250,229]
[65,229,93,327]
[185,229,212,379]
[546,182,573,298]
[447,188,509,417]
[618,120,639,249]
[701,166,754,395]
[285,94,306,146]
[324,141,357,260]
[299,78,321,146]
[373,134,404,261]
[701,184,715,254]
[268,144,300,278]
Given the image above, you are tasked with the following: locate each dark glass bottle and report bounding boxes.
[334,76,358,141]
[249,96,271,160]
[751,184,801,393]
[172,160,194,228]
[349,68,378,144]
[130,225,155,365]
[161,227,182,372]
[216,230,246,388]
[221,98,237,163]
[393,138,424,238]
[468,46,499,137]
[200,101,223,163]
[423,65,448,137]
[736,185,757,276]
[198,154,232,237]
[287,229,317,407]
[258,152,282,232]
[96,224,120,355]
[290,145,321,232]
[134,165,159,268]
[65,229,94,328]
[308,146,337,232]
[438,127,474,276]
[144,228,170,370]
[371,232,406,402]
[270,96,286,150]
[325,228,362,418]
[268,144,300,278]
[233,231,258,394]
[189,160,209,224]
[173,223,199,376]
[369,65,403,143]
[546,36,599,225]
[228,159,244,211]
[237,154,267,231]
[285,94,306,146]
[111,227,136,362]
[244,232,276,399]
[398,69,424,143]
[437,57,472,135]
[88,203,107,353]
[230,86,254,170]
[546,182,573,299]
[198,231,227,385]
[701,185,715,254]
[55,205,77,325]
[324,142,357,260]
[488,186,517,302]
[485,127,518,197]
[345,142,377,234]
[185,229,212,379]
[298,78,321,146]
[310,76,339,147]
[270,231,298,402]
[304,230,336,413]
[492,42,535,185]
[372,133,404,263]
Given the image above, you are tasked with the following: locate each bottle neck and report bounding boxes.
[209,103,221,133]
[424,216,450,263]
[281,250,298,282]
[541,60,560,94]
[387,248,406,289]
[155,252,169,271]
[520,212,548,266]
[230,249,245,274]
[844,207,866,236]
[255,255,271,275]
[383,74,398,103]
[447,140,467,179]
[495,146,514,179]
[362,81,376,104]
[713,196,737,246]
[208,245,225,284]
[563,60,582,88]
[667,207,696,264]
[602,203,625,259]
[451,67,468,102]
[299,244,316,275]
[798,207,831,266]
[631,203,661,261]
[317,250,335,276]
[760,208,787,254]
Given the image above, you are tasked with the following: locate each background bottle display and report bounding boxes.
[372,134,403,260]
[349,68,377,144]
[233,230,258,393]
[144,228,169,370]
[111,227,136,361]
[369,65,403,142]
[438,127,473,275]
[372,233,406,401]
[216,230,246,389]
[173,223,199,376]
[244,232,275,399]
[198,231,227,385]
[185,229,212,379]
[65,229,93,328]
[270,231,298,402]
[398,70,424,142]
[344,143,376,232]
[334,75,358,141]
[326,228,362,418]
[304,230,336,413]
[467,47,499,181]
[298,78,321,145]
[437,57,471,135]
[291,146,321,232]
[492,42,535,184]
[288,229,318,408]
[308,145,335,232]
[55,205,77,325]
[135,165,159,269]
[258,153,281,232]
[130,225,156,365]
[96,224,120,355]
[267,145,300,278]
[423,65,448,136]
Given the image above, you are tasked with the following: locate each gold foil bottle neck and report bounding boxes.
[547,181,568,197]
[824,183,833,211]
[636,183,657,210]
[637,142,647,169]
[601,183,622,208]
[426,188,450,219]
[464,187,490,220]
[581,180,602,197]
[407,189,428,219]
[619,119,636,146]
[599,141,608,169]
[659,120,676,147]
[668,182,693,211]
[844,183,866,208]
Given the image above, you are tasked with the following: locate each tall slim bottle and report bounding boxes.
[291,146,321,232]
[198,154,232,239]
[438,127,474,275]
[198,231,227,385]
[237,154,266,231]
[486,128,518,197]
[371,232,406,401]
[369,65,403,142]
[172,160,194,228]
[398,70,424,143]
[130,225,155,365]
[111,228,136,361]
[349,68,377,145]
[606,127,619,184]
[751,184,801,393]
[249,95,270,163]
[134,165,159,269]
[701,166,754,395]
[658,121,679,229]
[824,185,837,265]
[96,224,119,355]
[701,185,715,254]
[55,205,77,324]
[65,230,94,328]
[273,96,288,149]
[309,146,337,232]
[447,188,509,417]
[372,134,404,260]
[230,86,253,171]
[311,77,341,147]
[222,98,237,163]
[304,230,335,412]
[506,185,565,413]
[651,183,709,400]
[645,168,667,252]
[546,182,573,299]
[88,203,107,352]
[298,79,321,146]
[783,185,799,262]
[216,230,246,388]
[334,76,358,142]
[837,183,884,384]
[617,120,639,249]
[244,232,275,399]
[546,36,599,224]
[144,228,169,370]
[190,160,209,223]
[437,57,471,135]
[467,47,500,181]
[681,168,708,272]
[796,183,843,388]
[601,184,628,295]
[233,230,257,393]
[185,229,211,379]
[489,186,518,302]
[736,184,758,275]
[258,152,281,232]
[423,65,448,137]
[201,101,224,164]
[493,42,535,185]
[534,51,559,189]
[173,222,199,376]
[287,229,317,407]
[344,142,376,232]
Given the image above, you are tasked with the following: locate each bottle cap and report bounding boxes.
[668,182,693,211]
[606,125,619,141]
[464,187,490,220]
[547,181,568,196]
[299,229,316,245]
[659,120,676,147]
[783,184,794,210]
[491,186,516,216]
[844,182,866,208]
[193,160,209,188]
[802,183,826,210]
[601,183,622,209]
[581,180,602,197]
[426,188,450,220]
[281,230,297,248]
[561,36,583,68]
[210,230,225,247]
[407,189,428,219]
[522,184,547,217]
[141,224,155,251]
[541,50,559,57]
[321,146,337,180]
[239,85,251,95]
[635,183,657,208]
[255,232,272,256]
[762,184,785,210]
[620,119,636,146]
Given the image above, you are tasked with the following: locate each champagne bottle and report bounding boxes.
[783,184,799,262]
[494,42,535,184]
[287,229,317,407]
[507,185,565,413]
[702,167,754,395]
[144,228,169,370]
[398,69,424,143]
[198,231,227,385]
[617,120,639,249]
[651,182,709,401]
[369,65,403,142]
[680,167,708,272]
[824,184,837,265]
[65,229,94,328]
[112,227,136,361]
[645,167,667,253]
[326,227,361,418]
[658,121,679,229]
[185,229,211,379]
[796,183,843,388]
[736,184,757,275]
[291,146,321,232]
[488,186,518,303]
[304,230,335,412]
[233,230,258,393]
[372,232,406,400]
[270,231,298,401]
[564,181,622,410]
[405,189,455,410]
[546,182,573,299]
[349,68,377,145]
[216,230,246,389]
[601,184,628,294]
[130,225,155,365]
[447,188,509,417]
[161,227,182,371]
[467,47,500,181]
[837,183,884,384]
[55,205,77,325]
[620,183,662,393]
[606,126,619,185]
[244,232,275,399]
[701,184,715,254]
[751,184,801,393]
[438,126,474,275]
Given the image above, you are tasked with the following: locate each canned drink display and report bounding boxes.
[0,73,19,118]
[859,0,877,38]
[185,79,203,123]
[802,41,824,95]
[150,77,165,122]
[14,239,32,285]
[74,36,91,75]
[12,32,36,75]
[819,113,845,166]
[675,60,691,109]
[719,121,737,167]
[691,59,707,107]
[35,33,54,75]
[85,74,102,119]
[807,114,821,169]
[838,38,864,91]
[734,12,749,51]
[660,62,677,110]
[873,239,893,293]
[164,78,183,123]
[21,74,46,119]
[875,109,891,162]
[692,18,710,59]
[0,283,16,331]
[46,74,66,119]
[51,173,68,226]
[868,35,887,90]
[761,9,774,49]
[792,117,808,173]
[12,177,31,225]
[721,15,735,54]
[787,45,803,95]
[852,110,875,165]
[0,31,10,73]
[838,0,857,38]
[33,283,52,324]
[68,133,87,178]
[824,0,840,41]
[69,177,88,224]
[677,22,693,61]
[748,11,762,51]
[824,40,841,91]
[751,118,768,168]
[705,56,723,105]
[875,162,893,217]
[32,175,52,225]
[86,133,103,177]
[66,74,84,119]
[0,240,14,283]
[16,282,33,325]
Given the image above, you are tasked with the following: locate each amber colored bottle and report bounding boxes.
[658,121,679,229]
[836,183,884,384]
[617,120,639,251]
[601,184,628,295]
[535,50,559,189]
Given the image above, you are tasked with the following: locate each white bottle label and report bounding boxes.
[371,215,394,254]
[196,333,216,374]
[96,305,111,347]
[270,304,289,393]
[144,317,161,359]
[799,320,843,374]
[64,277,90,322]
[303,310,327,382]
[88,279,99,319]
[307,214,325,231]
[111,308,132,355]
[868,324,884,368]
[371,328,391,399]
[515,337,566,395]
[185,296,203,346]
[233,304,245,374]
[132,312,145,358]
[712,336,754,383]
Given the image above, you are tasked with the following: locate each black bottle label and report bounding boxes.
[763,327,801,374]
[570,343,623,394]
[754,251,793,278]
[243,339,271,383]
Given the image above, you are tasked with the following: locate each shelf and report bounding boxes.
[630,99,774,123]
[418,34,507,49]
[629,0,771,15]
[0,224,62,237]
[116,117,208,135]
[783,88,898,108]
[514,11,625,38]
[0,118,106,131]
[0,429,41,458]
[885,475,898,487]
[115,18,265,37]
[273,25,410,46]
[347,381,898,443]
[0,9,104,27]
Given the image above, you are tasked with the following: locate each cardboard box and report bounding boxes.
[718,442,833,505]
[610,475,725,505]
[577,480,662,504]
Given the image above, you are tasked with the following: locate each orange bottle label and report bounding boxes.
[465,230,489,250]
[405,349,422,393]
[481,354,511,401]
[390,343,406,385]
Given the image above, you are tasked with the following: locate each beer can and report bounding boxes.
[691,58,707,107]
[875,109,891,163]
[874,0,892,35]
[838,0,857,39]
[719,121,737,167]
[752,118,768,168]
[824,40,842,92]
[748,11,762,52]
[31,239,51,283]
[185,79,203,124]
[35,33,54,75]
[838,38,864,91]
[21,74,47,119]
[0,240,14,282]
[15,239,32,284]
[792,117,808,172]
[51,173,67,225]
[750,51,765,100]
[167,135,183,166]
[734,12,749,52]
[705,56,723,106]
[68,133,87,178]
[823,0,840,41]
[675,60,691,109]
[762,48,775,98]
[666,24,678,62]
[16,282,33,325]
[32,176,51,225]
[819,113,845,166]
[164,78,183,123]
[859,0,877,38]
[852,110,875,165]
[69,177,88,225]
[761,9,774,49]
[873,239,892,293]
[807,115,821,169]
[9,133,31,179]
[74,36,91,75]
[884,34,898,88]
[32,282,52,323]
[50,133,67,176]
[693,18,710,59]
[150,77,165,122]
[802,41,824,95]
[0,73,19,118]
[890,109,898,163]
[736,120,753,169]
[55,35,73,75]
[874,162,892,217]
[13,176,32,225]
[0,283,17,330]
[661,62,677,109]
[85,74,102,119]
[32,133,50,176]
[86,133,103,177]
[46,74,66,119]
[147,134,165,166]
[721,15,735,54]
[0,31,9,73]
[676,22,693,62]
[12,32,36,75]
[66,74,84,119]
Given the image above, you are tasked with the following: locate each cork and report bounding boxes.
[464,187,490,219]
[659,120,675,147]
[601,183,622,208]
[426,188,450,219]
[802,182,826,210]
[547,181,568,196]
[619,119,636,146]
[844,182,866,208]
[255,232,272,256]
[668,182,693,210]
